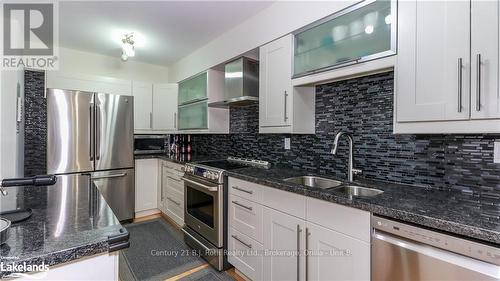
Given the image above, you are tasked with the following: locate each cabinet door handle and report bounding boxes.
[296,224,302,281]
[284,90,289,122]
[305,227,310,281]
[232,186,253,194]
[231,200,252,211]
[476,53,481,111]
[160,169,164,201]
[457,58,463,113]
[174,112,177,129]
[231,235,252,248]
[167,197,181,206]
[149,112,153,128]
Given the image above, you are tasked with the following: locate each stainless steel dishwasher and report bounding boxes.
[372,215,500,281]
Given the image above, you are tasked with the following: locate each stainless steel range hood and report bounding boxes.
[208,57,259,108]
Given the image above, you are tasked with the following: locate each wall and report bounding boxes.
[50,47,169,83]
[169,1,355,82]
[0,69,24,179]
[191,72,500,196]
[0,18,24,179]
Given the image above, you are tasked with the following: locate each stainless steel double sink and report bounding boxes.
[282,176,383,198]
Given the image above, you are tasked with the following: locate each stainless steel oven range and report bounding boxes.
[182,157,269,271]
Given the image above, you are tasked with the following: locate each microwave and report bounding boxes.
[134,135,167,155]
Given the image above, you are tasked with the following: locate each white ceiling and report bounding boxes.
[59,1,274,66]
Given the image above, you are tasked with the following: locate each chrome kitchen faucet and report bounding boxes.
[331,132,362,182]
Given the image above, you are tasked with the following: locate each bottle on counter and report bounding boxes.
[180,135,185,154]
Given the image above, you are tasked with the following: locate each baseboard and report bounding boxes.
[134,209,161,220]
[233,268,251,281]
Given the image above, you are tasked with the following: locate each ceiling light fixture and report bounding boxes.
[121,33,135,61]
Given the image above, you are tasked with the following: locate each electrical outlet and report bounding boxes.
[494,142,500,164]
[284,138,291,150]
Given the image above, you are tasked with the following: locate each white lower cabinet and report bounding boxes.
[159,161,184,226]
[306,222,370,281]
[262,206,306,281]
[135,159,158,213]
[229,194,263,242]
[227,177,370,281]
[228,227,264,281]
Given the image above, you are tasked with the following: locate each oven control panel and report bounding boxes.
[184,164,223,183]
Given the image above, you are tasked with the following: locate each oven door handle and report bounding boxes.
[182,177,219,192]
[181,228,211,252]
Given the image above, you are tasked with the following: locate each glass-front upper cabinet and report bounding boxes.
[293,0,396,78]
[178,100,208,130]
[178,72,208,105]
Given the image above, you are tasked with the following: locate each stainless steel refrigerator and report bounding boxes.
[46,88,135,221]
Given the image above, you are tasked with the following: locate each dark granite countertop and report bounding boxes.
[134,153,220,165]
[0,175,126,277]
[226,167,500,245]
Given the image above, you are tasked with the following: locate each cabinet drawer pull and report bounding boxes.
[476,53,481,111]
[231,200,252,211]
[231,235,252,248]
[167,176,182,182]
[232,186,253,194]
[457,58,462,113]
[167,197,181,206]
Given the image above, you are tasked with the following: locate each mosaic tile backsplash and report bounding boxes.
[24,70,47,176]
[192,71,500,196]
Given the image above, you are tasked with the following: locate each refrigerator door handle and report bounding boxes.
[89,104,94,161]
[95,104,101,161]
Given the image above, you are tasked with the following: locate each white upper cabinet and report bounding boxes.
[471,0,500,120]
[260,35,293,128]
[46,72,132,95]
[395,0,500,133]
[259,35,315,134]
[396,0,470,122]
[132,81,154,131]
[153,84,178,131]
[133,81,179,133]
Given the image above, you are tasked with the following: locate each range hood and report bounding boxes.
[208,57,259,108]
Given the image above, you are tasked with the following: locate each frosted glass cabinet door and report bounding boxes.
[178,72,208,105]
[178,100,208,130]
[293,0,395,77]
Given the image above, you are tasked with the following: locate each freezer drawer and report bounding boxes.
[91,169,135,221]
